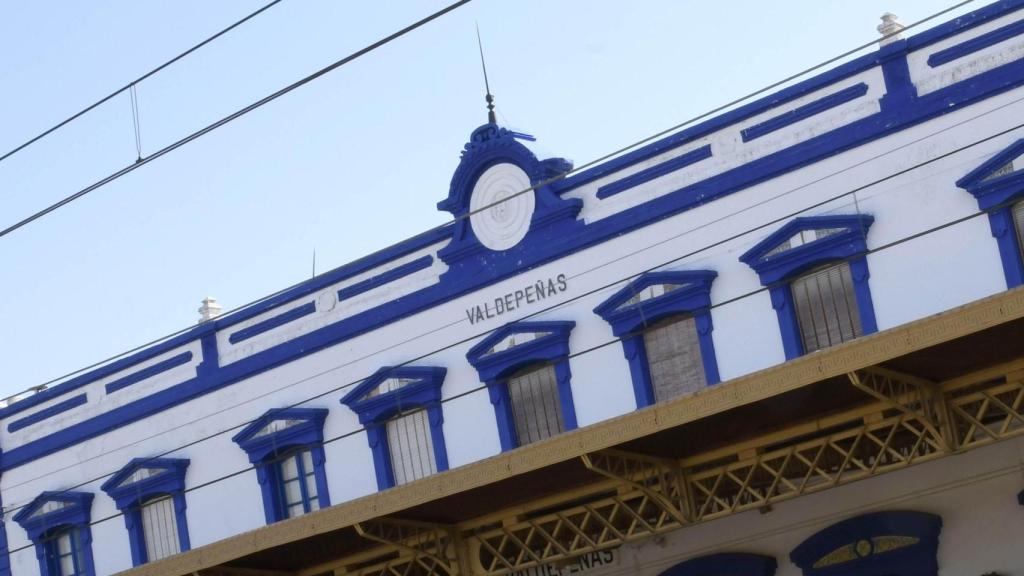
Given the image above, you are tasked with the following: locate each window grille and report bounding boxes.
[642,316,706,402]
[386,408,437,485]
[1013,201,1024,261]
[507,364,564,445]
[140,496,180,562]
[278,449,319,518]
[791,262,861,353]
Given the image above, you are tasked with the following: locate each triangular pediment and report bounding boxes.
[13,491,93,527]
[100,458,190,498]
[231,407,329,447]
[340,366,447,410]
[957,138,1024,190]
[467,321,576,365]
[593,270,717,334]
[740,215,874,266]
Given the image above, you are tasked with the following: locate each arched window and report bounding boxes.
[13,492,97,576]
[341,366,449,490]
[658,553,776,576]
[467,321,577,451]
[740,214,877,359]
[593,270,719,408]
[100,458,191,566]
[957,138,1024,288]
[790,511,942,576]
[232,408,331,524]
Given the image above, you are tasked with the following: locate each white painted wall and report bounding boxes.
[7,12,1024,575]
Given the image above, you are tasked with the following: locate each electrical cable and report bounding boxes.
[0,200,1012,557]
[0,0,285,165]
[0,0,473,239]
[0,0,969,241]
[5,64,1023,502]
[3,101,1021,523]
[4,0,975,399]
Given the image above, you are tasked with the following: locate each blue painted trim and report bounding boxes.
[740,215,876,360]
[957,138,1024,288]
[929,17,1024,68]
[0,488,9,576]
[596,145,712,199]
[7,394,87,433]
[340,366,449,490]
[231,408,331,523]
[466,321,577,451]
[105,351,194,394]
[12,492,97,576]
[9,1,1024,471]
[741,83,869,142]
[1018,489,1023,505]
[228,303,316,345]
[657,553,776,576]
[100,458,191,566]
[338,256,434,301]
[790,511,942,576]
[593,271,720,408]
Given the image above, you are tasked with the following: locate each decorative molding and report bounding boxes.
[7,394,87,432]
[228,304,316,345]
[593,270,720,407]
[12,492,97,576]
[741,83,869,142]
[790,511,942,576]
[341,366,449,489]
[100,458,192,566]
[928,17,1024,67]
[740,214,877,359]
[467,321,577,451]
[596,145,712,199]
[105,352,194,394]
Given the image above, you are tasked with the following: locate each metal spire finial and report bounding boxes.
[476,23,496,124]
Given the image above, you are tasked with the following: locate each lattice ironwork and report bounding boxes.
[847,368,951,451]
[685,410,944,521]
[351,519,456,576]
[948,377,1024,448]
[468,483,683,575]
[582,450,689,523]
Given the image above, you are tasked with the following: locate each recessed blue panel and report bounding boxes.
[338,255,434,301]
[741,83,869,142]
[105,351,194,394]
[596,145,712,199]
[928,17,1024,67]
[8,394,87,433]
[228,303,316,345]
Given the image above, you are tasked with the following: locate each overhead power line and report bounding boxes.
[0,0,473,239]
[0,0,284,165]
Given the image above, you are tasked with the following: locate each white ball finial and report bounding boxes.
[877,12,905,46]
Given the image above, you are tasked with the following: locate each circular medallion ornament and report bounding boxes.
[469,163,535,251]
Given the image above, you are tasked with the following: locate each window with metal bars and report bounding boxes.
[341,366,449,490]
[791,262,862,353]
[386,408,438,485]
[739,215,877,360]
[44,528,86,576]
[466,321,578,452]
[138,495,182,562]
[643,316,707,402]
[507,363,565,445]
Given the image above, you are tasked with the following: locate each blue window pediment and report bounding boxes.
[100,458,189,510]
[790,511,942,576]
[740,215,875,285]
[13,492,93,541]
[956,138,1024,209]
[466,321,576,382]
[231,407,329,463]
[593,270,717,336]
[657,553,776,576]
[340,366,447,424]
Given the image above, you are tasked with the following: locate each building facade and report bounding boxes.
[3,2,1024,575]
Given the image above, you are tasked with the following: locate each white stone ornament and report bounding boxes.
[469,163,535,251]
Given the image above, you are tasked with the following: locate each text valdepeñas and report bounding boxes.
[466,274,568,325]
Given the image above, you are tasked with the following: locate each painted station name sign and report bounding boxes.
[508,549,619,576]
[465,274,569,325]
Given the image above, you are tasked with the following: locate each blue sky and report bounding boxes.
[0,0,979,396]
